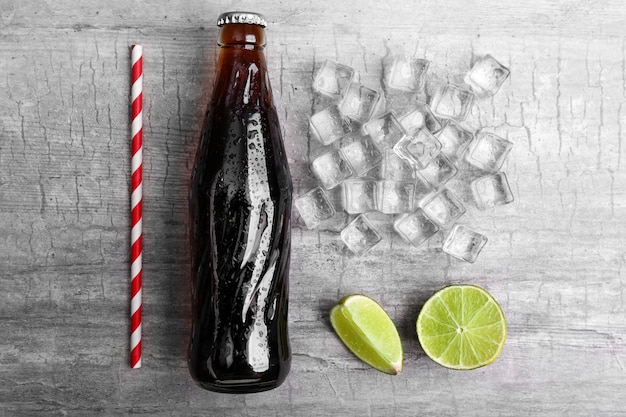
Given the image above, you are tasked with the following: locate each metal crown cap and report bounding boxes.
[217,12,267,27]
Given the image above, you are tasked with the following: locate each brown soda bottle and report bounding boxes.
[188,12,292,393]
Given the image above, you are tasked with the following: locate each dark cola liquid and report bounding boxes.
[188,21,292,393]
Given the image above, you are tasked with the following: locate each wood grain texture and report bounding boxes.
[1,0,625,415]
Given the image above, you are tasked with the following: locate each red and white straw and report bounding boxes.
[130,44,143,369]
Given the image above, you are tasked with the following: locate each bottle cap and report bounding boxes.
[217,12,267,27]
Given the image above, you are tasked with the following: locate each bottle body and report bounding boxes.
[188,17,292,393]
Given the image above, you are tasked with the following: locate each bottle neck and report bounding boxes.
[218,23,266,49]
[213,24,272,109]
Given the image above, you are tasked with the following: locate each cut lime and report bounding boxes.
[330,294,403,375]
[416,285,507,370]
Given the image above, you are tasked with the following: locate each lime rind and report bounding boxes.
[416,284,507,370]
[330,294,403,375]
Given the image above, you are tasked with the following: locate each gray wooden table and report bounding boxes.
[1,0,625,415]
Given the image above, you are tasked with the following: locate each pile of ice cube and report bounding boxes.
[295,55,514,263]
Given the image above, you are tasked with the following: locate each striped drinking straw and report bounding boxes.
[130,44,143,369]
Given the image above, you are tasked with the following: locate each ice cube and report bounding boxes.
[309,105,352,146]
[340,214,383,256]
[384,56,430,92]
[421,188,466,228]
[312,59,356,100]
[339,135,382,177]
[364,112,407,151]
[311,150,353,189]
[430,84,474,122]
[342,179,377,214]
[417,153,458,188]
[381,149,416,181]
[471,171,514,210]
[376,180,415,214]
[339,83,381,123]
[294,187,336,229]
[436,122,474,160]
[465,131,513,172]
[393,209,440,248]
[399,102,442,134]
[393,128,442,169]
[466,55,510,96]
[442,224,488,263]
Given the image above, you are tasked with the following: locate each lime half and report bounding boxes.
[330,294,403,375]
[416,285,507,370]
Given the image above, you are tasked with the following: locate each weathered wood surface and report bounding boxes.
[1,0,625,415]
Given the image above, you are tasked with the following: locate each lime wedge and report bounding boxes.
[416,285,507,370]
[330,294,403,375]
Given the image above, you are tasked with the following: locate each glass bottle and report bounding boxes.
[188,11,292,393]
